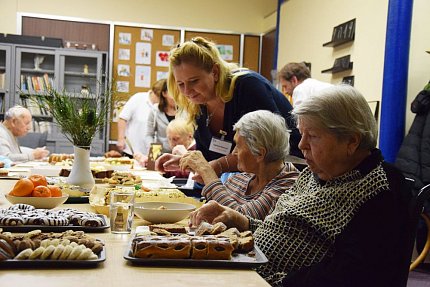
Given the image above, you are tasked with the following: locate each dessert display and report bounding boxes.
[0,168,9,176]
[48,154,74,164]
[129,222,254,261]
[102,171,141,185]
[0,229,103,261]
[0,204,105,227]
[104,157,133,165]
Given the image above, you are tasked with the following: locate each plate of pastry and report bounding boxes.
[0,230,106,267]
[123,222,268,268]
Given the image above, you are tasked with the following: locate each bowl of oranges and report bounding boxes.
[5,175,69,209]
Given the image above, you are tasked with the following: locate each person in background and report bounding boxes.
[155,36,302,182]
[180,110,298,220]
[0,105,49,162]
[189,85,411,286]
[162,118,196,179]
[116,79,163,158]
[166,118,196,156]
[134,79,178,166]
[278,62,332,107]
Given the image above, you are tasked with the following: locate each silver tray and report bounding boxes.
[0,214,109,233]
[0,244,106,267]
[123,239,268,269]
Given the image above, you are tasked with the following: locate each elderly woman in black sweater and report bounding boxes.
[190,85,411,287]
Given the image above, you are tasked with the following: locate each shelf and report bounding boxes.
[21,68,55,74]
[32,115,53,121]
[321,62,353,74]
[323,38,354,47]
[64,71,97,77]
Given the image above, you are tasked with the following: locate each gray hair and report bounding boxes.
[5,105,30,121]
[292,85,378,150]
[233,110,290,162]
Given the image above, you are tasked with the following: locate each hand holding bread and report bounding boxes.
[189,201,249,232]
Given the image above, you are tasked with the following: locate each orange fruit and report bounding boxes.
[9,178,34,197]
[28,175,48,188]
[32,186,51,197]
[47,185,62,197]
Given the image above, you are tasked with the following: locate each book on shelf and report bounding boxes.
[0,73,5,89]
[20,73,53,93]
[21,96,44,116]
[31,120,52,133]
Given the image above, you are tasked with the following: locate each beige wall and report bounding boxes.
[277,0,430,135]
[0,0,277,34]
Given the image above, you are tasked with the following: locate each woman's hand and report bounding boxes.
[171,145,188,156]
[133,152,148,167]
[180,151,218,184]
[155,153,182,172]
[189,201,249,231]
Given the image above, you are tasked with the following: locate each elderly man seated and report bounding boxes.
[0,105,49,162]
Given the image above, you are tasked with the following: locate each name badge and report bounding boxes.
[209,137,232,155]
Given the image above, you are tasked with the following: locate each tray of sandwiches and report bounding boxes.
[0,229,105,267]
[124,222,268,268]
[0,204,109,232]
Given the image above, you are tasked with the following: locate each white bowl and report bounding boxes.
[134,201,196,224]
[4,194,69,209]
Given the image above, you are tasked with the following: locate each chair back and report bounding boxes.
[18,132,48,149]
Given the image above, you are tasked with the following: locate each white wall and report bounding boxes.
[0,0,277,35]
[277,0,430,134]
[277,0,388,102]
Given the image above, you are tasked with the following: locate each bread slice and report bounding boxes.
[148,224,187,233]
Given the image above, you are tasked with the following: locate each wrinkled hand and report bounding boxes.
[179,151,208,172]
[33,147,49,160]
[180,151,218,184]
[155,153,181,173]
[172,145,188,156]
[189,201,249,231]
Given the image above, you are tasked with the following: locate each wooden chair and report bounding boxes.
[410,183,430,271]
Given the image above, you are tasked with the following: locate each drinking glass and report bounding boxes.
[110,189,135,234]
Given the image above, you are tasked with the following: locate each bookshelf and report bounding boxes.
[0,43,109,155]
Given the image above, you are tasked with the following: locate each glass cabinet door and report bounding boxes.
[0,44,11,119]
[15,47,55,134]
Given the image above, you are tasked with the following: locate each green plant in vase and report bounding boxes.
[36,83,115,189]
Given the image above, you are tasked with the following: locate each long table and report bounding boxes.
[0,178,270,287]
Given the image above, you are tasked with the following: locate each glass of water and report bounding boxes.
[110,189,135,234]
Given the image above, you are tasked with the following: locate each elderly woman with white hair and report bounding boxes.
[189,85,411,286]
[179,110,299,220]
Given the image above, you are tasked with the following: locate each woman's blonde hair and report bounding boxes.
[168,37,239,124]
[166,118,195,137]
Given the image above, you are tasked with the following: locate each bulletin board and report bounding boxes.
[184,31,241,64]
[111,25,181,140]
[243,35,260,72]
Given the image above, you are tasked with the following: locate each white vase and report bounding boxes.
[67,146,95,189]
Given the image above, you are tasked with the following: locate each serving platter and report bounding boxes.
[0,244,106,268]
[64,196,89,204]
[123,240,268,269]
[0,214,109,233]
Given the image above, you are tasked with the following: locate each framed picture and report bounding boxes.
[342,76,355,86]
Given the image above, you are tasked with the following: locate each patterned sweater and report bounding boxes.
[249,149,393,286]
[202,163,299,220]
